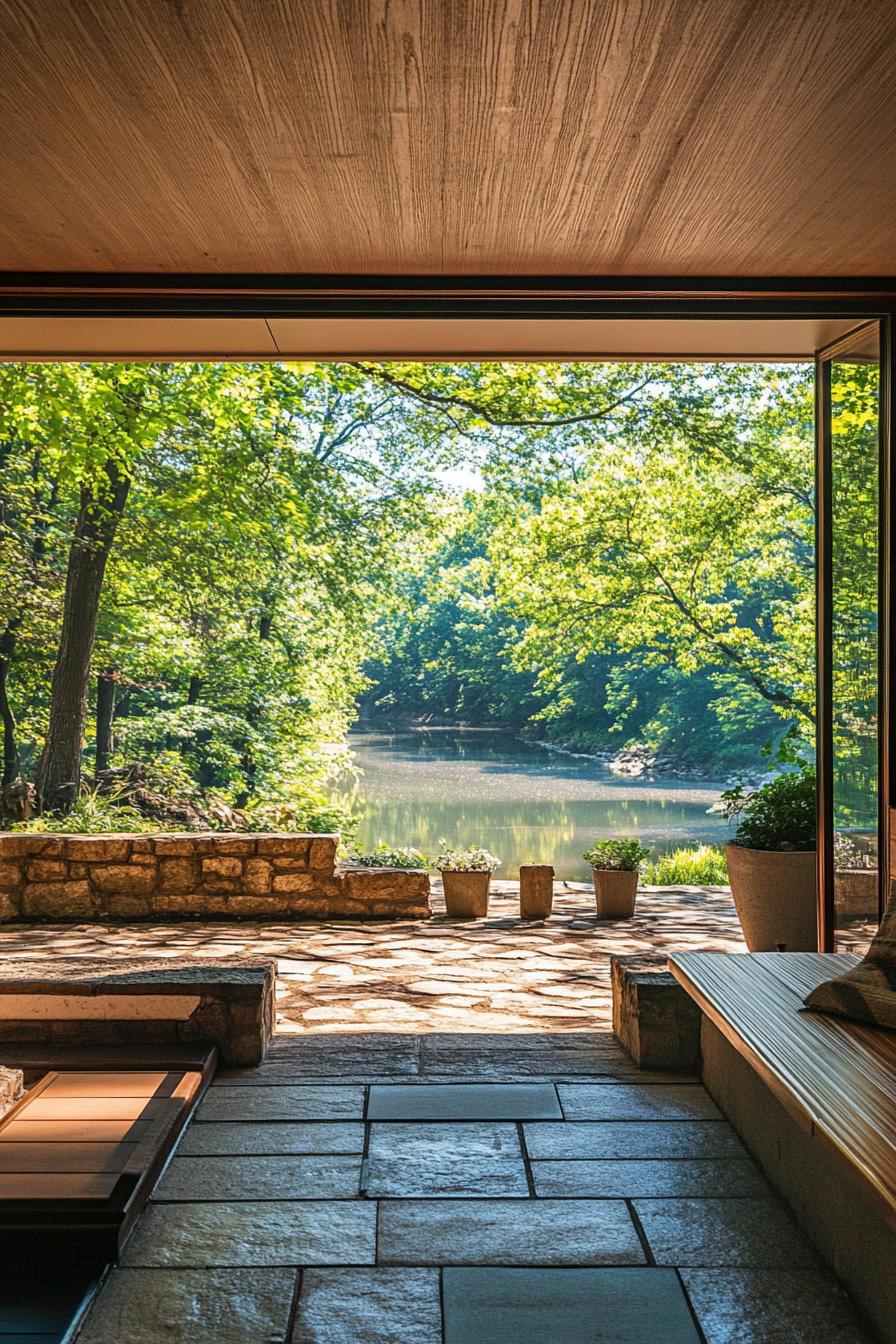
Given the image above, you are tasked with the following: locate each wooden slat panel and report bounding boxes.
[41,1071,181,1098]
[20,1096,176,1122]
[0,1143,138,1173]
[0,1173,119,1200]
[0,1119,154,1144]
[671,952,896,1214]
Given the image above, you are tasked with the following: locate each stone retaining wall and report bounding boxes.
[0,833,431,922]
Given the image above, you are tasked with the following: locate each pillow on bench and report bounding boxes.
[804,891,896,1028]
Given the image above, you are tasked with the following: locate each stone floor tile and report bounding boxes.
[681,1269,875,1343]
[293,1268,441,1343]
[179,1121,365,1155]
[365,1122,528,1197]
[442,1267,701,1343]
[196,1086,364,1122]
[153,1154,362,1201]
[367,1083,561,1120]
[524,1120,744,1160]
[420,1033,630,1077]
[558,1082,722,1121]
[377,1198,644,1265]
[531,1157,768,1198]
[634,1198,819,1268]
[121,1200,376,1267]
[77,1267,297,1344]
[235,1034,421,1077]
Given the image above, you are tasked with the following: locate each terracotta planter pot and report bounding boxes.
[725,843,817,951]
[519,864,554,919]
[441,869,491,918]
[592,868,639,920]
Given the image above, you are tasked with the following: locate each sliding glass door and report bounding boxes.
[816,322,886,952]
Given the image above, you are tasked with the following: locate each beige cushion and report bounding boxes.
[804,889,896,1028]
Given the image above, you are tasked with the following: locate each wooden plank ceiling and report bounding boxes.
[1,0,896,277]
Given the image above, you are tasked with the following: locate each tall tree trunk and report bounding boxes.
[36,459,130,813]
[95,671,116,773]
[0,624,20,788]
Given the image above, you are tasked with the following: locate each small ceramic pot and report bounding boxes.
[592,867,638,919]
[441,869,491,918]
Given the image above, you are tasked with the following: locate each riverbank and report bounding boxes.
[355,715,755,784]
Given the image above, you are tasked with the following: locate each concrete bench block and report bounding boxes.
[0,958,275,1066]
[611,953,701,1070]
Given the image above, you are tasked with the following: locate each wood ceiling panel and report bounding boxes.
[1,1,895,277]
[0,315,859,360]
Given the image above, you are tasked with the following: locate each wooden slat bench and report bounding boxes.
[670,951,896,1343]
[0,1054,214,1254]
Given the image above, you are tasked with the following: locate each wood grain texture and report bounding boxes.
[1,1,895,276]
[671,951,896,1219]
[0,1066,209,1249]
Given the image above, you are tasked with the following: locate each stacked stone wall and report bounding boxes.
[0,833,430,922]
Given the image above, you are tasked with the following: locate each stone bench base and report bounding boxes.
[611,953,701,1070]
[0,958,275,1066]
[0,834,431,923]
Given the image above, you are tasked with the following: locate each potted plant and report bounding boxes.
[721,764,817,951]
[437,844,501,918]
[583,839,649,919]
[345,843,430,870]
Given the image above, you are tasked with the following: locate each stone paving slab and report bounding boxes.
[524,1120,744,1160]
[634,1198,820,1268]
[293,1268,442,1344]
[122,1200,377,1267]
[153,1153,363,1201]
[196,1085,364,1121]
[77,1267,298,1344]
[377,1199,645,1266]
[441,1267,702,1344]
[367,1083,561,1121]
[557,1081,722,1121]
[531,1157,769,1199]
[364,1123,529,1198]
[679,1268,875,1344]
[179,1121,365,1155]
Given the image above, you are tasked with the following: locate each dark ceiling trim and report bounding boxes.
[1,274,895,319]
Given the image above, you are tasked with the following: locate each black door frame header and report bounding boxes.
[0,274,895,319]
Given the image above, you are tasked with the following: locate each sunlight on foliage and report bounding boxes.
[643,845,730,886]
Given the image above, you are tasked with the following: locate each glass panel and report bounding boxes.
[829,328,880,952]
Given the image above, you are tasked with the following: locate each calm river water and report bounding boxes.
[335,728,730,880]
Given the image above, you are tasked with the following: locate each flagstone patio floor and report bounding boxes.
[1,885,877,1341]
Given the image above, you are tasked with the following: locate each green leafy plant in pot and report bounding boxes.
[583,839,649,920]
[437,844,501,919]
[721,763,817,951]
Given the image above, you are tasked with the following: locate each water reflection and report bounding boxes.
[334,728,729,879]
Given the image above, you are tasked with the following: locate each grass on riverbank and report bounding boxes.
[643,844,729,886]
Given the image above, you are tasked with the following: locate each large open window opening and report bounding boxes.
[0,308,890,953]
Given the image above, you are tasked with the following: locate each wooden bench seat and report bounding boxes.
[670,950,896,1342]
[0,1056,214,1252]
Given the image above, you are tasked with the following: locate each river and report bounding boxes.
[334,727,730,880]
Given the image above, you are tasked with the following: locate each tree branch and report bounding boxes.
[349,364,654,429]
